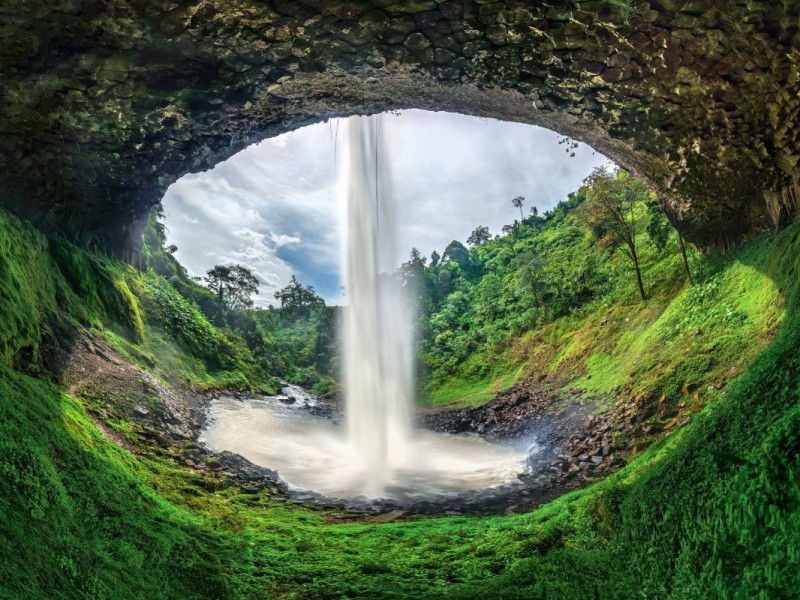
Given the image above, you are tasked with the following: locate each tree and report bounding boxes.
[273,275,325,321]
[399,247,427,287]
[442,240,470,268]
[646,200,694,285]
[467,225,491,248]
[645,200,671,252]
[577,167,649,302]
[205,264,259,321]
[430,250,441,268]
[512,196,525,221]
[514,251,548,306]
[530,206,539,219]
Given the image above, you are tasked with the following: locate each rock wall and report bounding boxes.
[1,0,798,252]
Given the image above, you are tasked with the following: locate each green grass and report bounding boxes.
[425,363,524,406]
[436,227,787,415]
[0,366,232,599]
[3,327,797,598]
[1,208,799,598]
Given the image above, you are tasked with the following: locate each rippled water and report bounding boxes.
[200,390,530,501]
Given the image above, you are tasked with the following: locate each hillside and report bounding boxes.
[415,184,782,426]
[1,171,798,597]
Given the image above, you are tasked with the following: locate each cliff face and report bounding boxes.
[1,1,798,253]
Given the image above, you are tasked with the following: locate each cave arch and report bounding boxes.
[1,1,798,257]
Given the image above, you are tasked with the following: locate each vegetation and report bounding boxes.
[576,167,650,301]
[204,264,260,322]
[0,200,800,598]
[140,206,337,393]
[466,225,491,249]
[408,170,769,410]
[0,167,798,598]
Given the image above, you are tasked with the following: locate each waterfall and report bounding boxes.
[341,114,414,496]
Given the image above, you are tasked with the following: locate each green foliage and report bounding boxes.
[140,207,329,391]
[576,168,652,301]
[467,225,491,248]
[645,199,671,252]
[137,272,275,390]
[0,366,236,599]
[142,273,224,363]
[272,275,324,321]
[442,240,471,268]
[417,176,730,405]
[418,189,611,396]
[2,303,799,599]
[248,305,339,389]
[205,264,259,318]
[1,202,799,598]
[140,204,189,282]
[0,209,147,370]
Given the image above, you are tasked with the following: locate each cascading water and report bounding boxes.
[200,113,532,502]
[342,114,414,496]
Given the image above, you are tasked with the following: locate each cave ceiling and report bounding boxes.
[1,1,798,254]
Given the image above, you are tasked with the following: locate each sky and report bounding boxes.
[162,109,610,306]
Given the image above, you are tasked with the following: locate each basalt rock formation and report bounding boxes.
[1,1,798,254]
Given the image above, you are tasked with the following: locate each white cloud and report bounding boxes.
[163,110,611,305]
[271,233,301,248]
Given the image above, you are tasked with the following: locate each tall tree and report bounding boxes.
[577,168,648,302]
[646,199,693,285]
[205,264,259,321]
[442,240,470,268]
[273,275,325,321]
[430,250,441,268]
[466,225,491,248]
[512,195,525,221]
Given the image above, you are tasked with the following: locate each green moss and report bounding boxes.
[0,366,232,599]
[0,207,798,598]
[425,363,523,406]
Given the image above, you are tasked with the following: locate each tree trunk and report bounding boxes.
[630,245,647,302]
[678,232,694,285]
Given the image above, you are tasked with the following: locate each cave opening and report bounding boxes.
[158,109,610,503]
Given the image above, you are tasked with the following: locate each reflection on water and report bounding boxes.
[200,392,530,501]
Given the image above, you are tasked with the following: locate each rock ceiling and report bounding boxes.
[1,1,798,254]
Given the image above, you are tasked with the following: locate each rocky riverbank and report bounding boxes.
[54,328,673,519]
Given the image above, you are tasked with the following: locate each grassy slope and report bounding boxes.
[426,218,783,411]
[537,236,783,404]
[0,208,798,598]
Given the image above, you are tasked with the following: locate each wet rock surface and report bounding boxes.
[210,451,288,494]
[419,385,590,440]
[2,2,799,251]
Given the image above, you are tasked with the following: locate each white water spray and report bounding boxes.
[342,114,414,496]
[201,114,530,502]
